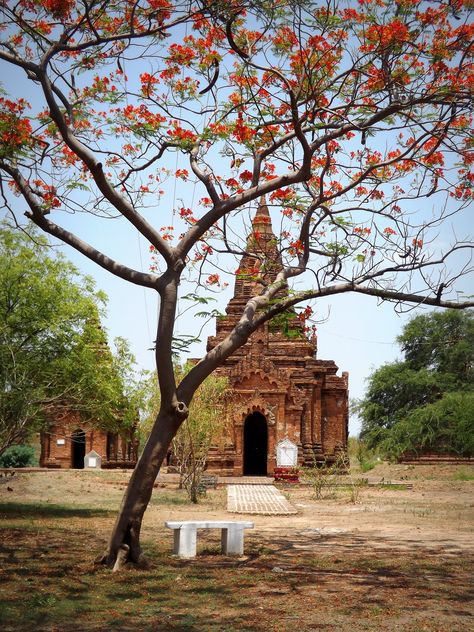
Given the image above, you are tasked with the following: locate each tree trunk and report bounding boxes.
[100,409,181,568]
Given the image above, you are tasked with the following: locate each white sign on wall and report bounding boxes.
[276,438,298,467]
[56,438,65,446]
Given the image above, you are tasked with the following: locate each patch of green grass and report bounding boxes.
[0,502,114,518]
[452,468,474,481]
[359,459,377,473]
[374,483,410,490]
[1,480,473,632]
[30,593,58,608]
[1,590,95,632]
[150,491,191,506]
[150,488,226,509]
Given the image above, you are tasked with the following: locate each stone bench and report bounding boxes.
[165,520,254,558]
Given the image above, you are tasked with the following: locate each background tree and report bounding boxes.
[357,310,474,459]
[142,365,228,503]
[0,0,472,567]
[171,369,227,503]
[0,222,137,455]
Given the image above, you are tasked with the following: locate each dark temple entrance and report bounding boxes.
[243,412,268,476]
[71,429,86,469]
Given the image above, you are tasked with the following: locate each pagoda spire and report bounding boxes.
[247,195,277,247]
[225,197,283,314]
[253,195,271,220]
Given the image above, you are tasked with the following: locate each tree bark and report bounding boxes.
[100,408,182,567]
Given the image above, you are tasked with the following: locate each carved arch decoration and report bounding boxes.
[286,383,307,409]
[234,399,278,427]
[230,360,288,392]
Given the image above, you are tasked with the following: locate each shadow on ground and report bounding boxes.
[1,519,473,632]
[0,501,114,518]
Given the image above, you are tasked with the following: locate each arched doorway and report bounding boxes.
[71,429,86,469]
[243,412,268,475]
[106,432,118,461]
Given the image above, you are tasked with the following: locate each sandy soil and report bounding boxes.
[3,462,474,548]
[2,463,473,632]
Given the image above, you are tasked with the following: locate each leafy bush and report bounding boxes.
[358,311,474,459]
[0,445,35,468]
[302,453,348,500]
[348,437,378,472]
[357,442,378,472]
[379,391,474,460]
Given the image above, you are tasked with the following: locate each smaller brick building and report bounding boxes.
[39,409,138,469]
[205,198,349,476]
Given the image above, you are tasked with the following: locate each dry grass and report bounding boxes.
[1,465,473,632]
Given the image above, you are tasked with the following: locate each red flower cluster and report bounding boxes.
[167,122,197,144]
[140,73,160,98]
[43,0,74,19]
[178,207,193,219]
[32,179,61,210]
[206,273,220,285]
[364,19,410,51]
[297,305,313,322]
[269,187,295,202]
[239,170,253,183]
[159,226,174,241]
[0,97,32,157]
[167,43,196,67]
[119,104,166,130]
[288,239,303,255]
[233,111,255,144]
[175,169,189,180]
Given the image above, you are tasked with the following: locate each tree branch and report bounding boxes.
[32,62,174,265]
[0,161,160,289]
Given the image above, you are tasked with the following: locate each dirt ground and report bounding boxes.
[0,462,473,631]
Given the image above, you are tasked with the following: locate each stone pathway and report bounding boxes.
[227,484,298,515]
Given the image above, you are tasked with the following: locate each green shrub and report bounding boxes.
[359,458,376,473]
[302,453,348,500]
[349,437,378,472]
[0,445,36,468]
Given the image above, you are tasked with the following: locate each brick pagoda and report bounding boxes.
[205,197,349,476]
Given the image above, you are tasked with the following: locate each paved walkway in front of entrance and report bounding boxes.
[227,484,298,515]
[219,476,274,485]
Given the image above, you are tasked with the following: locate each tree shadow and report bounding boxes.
[1,522,473,632]
[0,501,114,518]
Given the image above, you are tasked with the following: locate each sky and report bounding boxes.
[9,208,470,437]
[2,175,424,437]
[37,221,430,437]
[1,6,473,437]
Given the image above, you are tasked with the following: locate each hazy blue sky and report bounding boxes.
[1,16,472,437]
[37,220,440,437]
[15,171,467,437]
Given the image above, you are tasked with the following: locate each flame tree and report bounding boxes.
[0,0,472,567]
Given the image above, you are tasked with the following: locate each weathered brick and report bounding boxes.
[205,198,349,477]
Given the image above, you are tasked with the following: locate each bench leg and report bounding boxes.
[174,526,197,558]
[221,526,245,556]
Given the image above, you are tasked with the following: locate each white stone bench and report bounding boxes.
[165,520,254,558]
